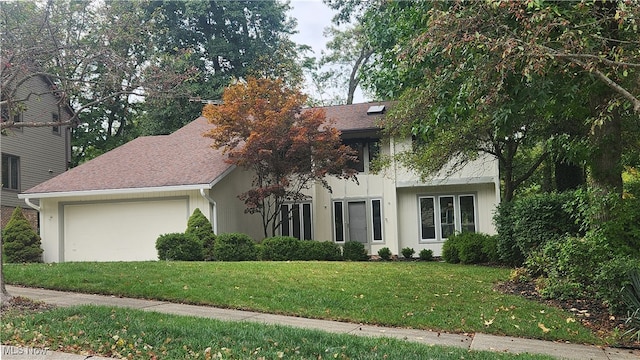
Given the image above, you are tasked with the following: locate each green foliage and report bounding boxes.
[442,232,496,265]
[298,241,343,261]
[342,241,368,261]
[401,247,415,259]
[213,233,257,261]
[377,247,392,261]
[623,270,640,342]
[185,208,216,261]
[2,207,43,263]
[155,233,204,261]
[419,248,434,261]
[261,236,302,261]
[494,191,583,266]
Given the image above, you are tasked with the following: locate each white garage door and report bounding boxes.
[63,198,189,262]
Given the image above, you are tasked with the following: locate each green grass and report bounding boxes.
[1,304,556,359]
[4,261,601,344]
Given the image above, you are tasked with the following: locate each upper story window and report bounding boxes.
[1,153,20,191]
[52,113,60,135]
[1,104,23,133]
[344,138,380,173]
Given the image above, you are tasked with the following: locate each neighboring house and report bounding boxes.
[1,75,72,230]
[18,102,500,262]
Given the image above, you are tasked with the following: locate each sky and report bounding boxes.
[287,0,368,104]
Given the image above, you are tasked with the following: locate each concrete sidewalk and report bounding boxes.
[2,285,638,360]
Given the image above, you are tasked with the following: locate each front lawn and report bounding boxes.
[4,261,602,344]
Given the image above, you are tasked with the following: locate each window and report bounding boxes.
[279,202,312,240]
[52,113,60,134]
[1,104,22,130]
[344,138,380,173]
[1,154,20,190]
[333,198,384,243]
[419,194,476,242]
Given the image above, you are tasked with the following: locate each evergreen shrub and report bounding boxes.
[401,247,415,259]
[443,232,496,264]
[2,207,43,263]
[213,233,257,261]
[377,247,392,261]
[419,248,434,261]
[299,240,342,261]
[342,241,368,261]
[261,236,302,261]
[156,233,204,261]
[185,208,216,260]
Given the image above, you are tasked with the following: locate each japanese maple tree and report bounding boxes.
[203,77,357,237]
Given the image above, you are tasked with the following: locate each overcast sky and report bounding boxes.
[288,0,368,104]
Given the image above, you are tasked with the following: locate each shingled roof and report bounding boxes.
[21,102,390,197]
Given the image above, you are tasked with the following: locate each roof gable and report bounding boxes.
[22,102,391,196]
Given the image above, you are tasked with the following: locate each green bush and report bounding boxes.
[401,247,415,259]
[185,208,216,260]
[213,233,257,261]
[494,202,523,266]
[419,248,434,261]
[482,235,500,263]
[156,233,204,261]
[2,207,43,263]
[377,247,392,261]
[443,232,496,264]
[261,236,302,261]
[441,237,460,264]
[494,191,583,266]
[342,241,368,261]
[298,241,342,261]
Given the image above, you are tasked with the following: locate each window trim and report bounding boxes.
[1,153,20,191]
[418,193,477,243]
[332,197,384,243]
[52,112,60,135]
[279,202,313,240]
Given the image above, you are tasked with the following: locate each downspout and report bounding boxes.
[23,197,41,212]
[199,188,218,234]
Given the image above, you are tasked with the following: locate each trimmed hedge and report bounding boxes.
[442,232,497,265]
[261,236,302,261]
[342,241,368,261]
[213,233,257,261]
[156,233,204,261]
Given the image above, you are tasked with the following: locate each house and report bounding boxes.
[18,102,500,262]
[1,74,72,230]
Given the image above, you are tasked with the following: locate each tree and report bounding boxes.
[137,0,303,137]
[2,207,43,263]
[1,0,192,133]
[203,77,357,237]
[185,208,216,261]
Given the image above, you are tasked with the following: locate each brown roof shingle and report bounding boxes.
[22,102,391,196]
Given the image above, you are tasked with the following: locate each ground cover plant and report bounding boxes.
[4,261,602,344]
[0,299,555,360]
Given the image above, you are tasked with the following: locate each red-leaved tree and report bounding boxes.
[203,77,357,238]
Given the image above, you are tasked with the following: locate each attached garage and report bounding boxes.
[61,197,189,262]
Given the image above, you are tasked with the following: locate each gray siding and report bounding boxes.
[1,75,70,209]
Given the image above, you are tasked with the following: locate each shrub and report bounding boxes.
[213,233,257,261]
[2,207,43,263]
[443,232,496,264]
[377,247,392,261]
[441,237,460,264]
[401,247,415,259]
[418,248,433,261]
[156,233,204,261]
[494,191,584,266]
[494,202,524,266]
[261,236,302,261]
[299,241,342,261]
[482,235,500,263]
[185,208,216,260]
[623,270,640,342]
[342,241,368,261]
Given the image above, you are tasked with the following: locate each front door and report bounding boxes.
[347,201,368,244]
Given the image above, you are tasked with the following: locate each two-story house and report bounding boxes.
[1,75,72,229]
[18,102,500,262]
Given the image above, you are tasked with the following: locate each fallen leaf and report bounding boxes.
[538,323,550,333]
